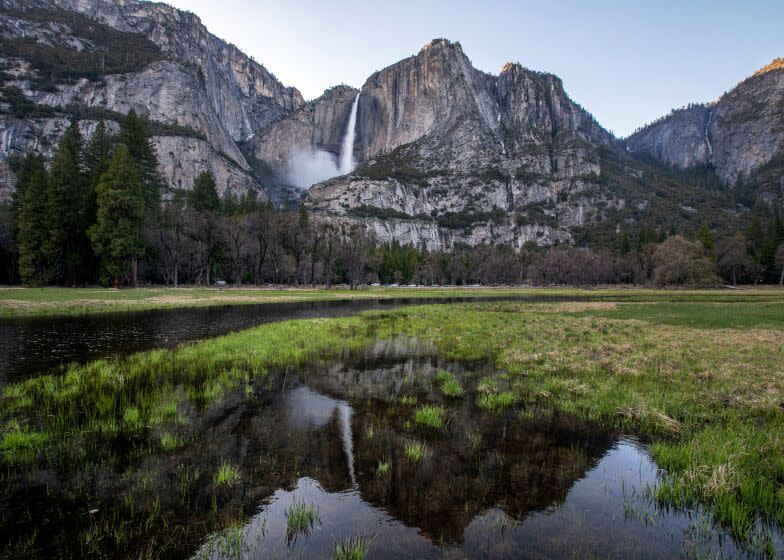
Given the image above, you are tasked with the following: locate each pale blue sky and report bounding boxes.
[162,0,782,137]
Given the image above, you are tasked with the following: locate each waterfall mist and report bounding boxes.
[283,145,342,190]
[283,92,360,190]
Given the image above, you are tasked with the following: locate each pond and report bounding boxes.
[3,336,778,558]
[0,295,541,383]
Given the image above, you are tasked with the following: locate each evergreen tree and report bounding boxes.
[759,213,783,282]
[59,120,84,172]
[189,171,220,212]
[82,122,116,281]
[44,132,86,284]
[746,213,764,257]
[697,222,715,255]
[17,168,50,285]
[619,232,630,255]
[118,110,163,209]
[11,153,46,215]
[88,144,146,287]
[84,121,114,184]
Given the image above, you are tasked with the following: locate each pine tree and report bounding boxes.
[11,153,46,215]
[189,171,220,212]
[17,168,50,285]
[88,144,146,287]
[619,232,630,255]
[44,135,85,284]
[746,214,764,257]
[118,110,163,210]
[697,222,715,255]
[82,122,116,282]
[84,121,114,184]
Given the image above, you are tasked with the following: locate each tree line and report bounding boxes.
[1,115,783,288]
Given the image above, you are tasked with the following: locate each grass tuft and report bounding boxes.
[286,500,318,537]
[213,462,240,488]
[332,535,372,560]
[376,458,391,477]
[436,369,464,398]
[413,405,445,429]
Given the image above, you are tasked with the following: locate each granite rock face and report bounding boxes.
[1,1,775,249]
[0,0,304,199]
[627,62,784,190]
[303,40,617,249]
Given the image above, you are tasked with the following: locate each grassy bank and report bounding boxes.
[1,284,784,318]
[1,295,783,556]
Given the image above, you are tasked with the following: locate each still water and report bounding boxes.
[0,296,535,383]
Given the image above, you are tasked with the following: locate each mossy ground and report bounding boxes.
[1,291,783,555]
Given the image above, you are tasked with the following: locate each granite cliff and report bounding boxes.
[1,1,779,249]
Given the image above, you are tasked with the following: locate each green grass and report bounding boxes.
[332,535,371,560]
[436,369,464,398]
[3,285,782,319]
[376,458,391,477]
[404,441,430,463]
[213,462,240,487]
[477,390,518,413]
[285,500,318,537]
[413,405,445,429]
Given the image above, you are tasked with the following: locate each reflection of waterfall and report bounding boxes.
[339,93,360,174]
[337,402,357,487]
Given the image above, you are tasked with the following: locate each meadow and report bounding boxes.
[1,284,783,318]
[1,290,783,557]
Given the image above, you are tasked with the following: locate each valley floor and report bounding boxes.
[1,294,784,557]
[1,284,783,318]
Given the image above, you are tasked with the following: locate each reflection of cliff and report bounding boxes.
[352,411,614,543]
[230,356,616,544]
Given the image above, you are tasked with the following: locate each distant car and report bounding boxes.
[214,280,227,288]
[389,283,399,287]
[431,284,439,287]
[408,284,417,287]
[370,282,381,287]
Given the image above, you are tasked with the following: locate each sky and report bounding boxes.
[161,0,783,137]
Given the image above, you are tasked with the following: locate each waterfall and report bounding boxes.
[704,108,714,163]
[337,402,357,487]
[339,93,360,174]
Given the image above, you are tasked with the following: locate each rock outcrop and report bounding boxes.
[627,60,784,193]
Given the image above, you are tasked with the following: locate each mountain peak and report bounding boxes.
[419,38,461,54]
[752,57,784,77]
[500,62,520,74]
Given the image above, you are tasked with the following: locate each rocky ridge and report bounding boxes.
[0,0,304,200]
[626,62,784,197]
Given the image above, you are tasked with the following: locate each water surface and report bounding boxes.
[3,336,779,558]
[0,295,535,383]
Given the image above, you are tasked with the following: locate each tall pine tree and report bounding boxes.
[44,123,87,285]
[118,110,163,210]
[17,166,49,285]
[88,144,146,287]
[82,122,116,282]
